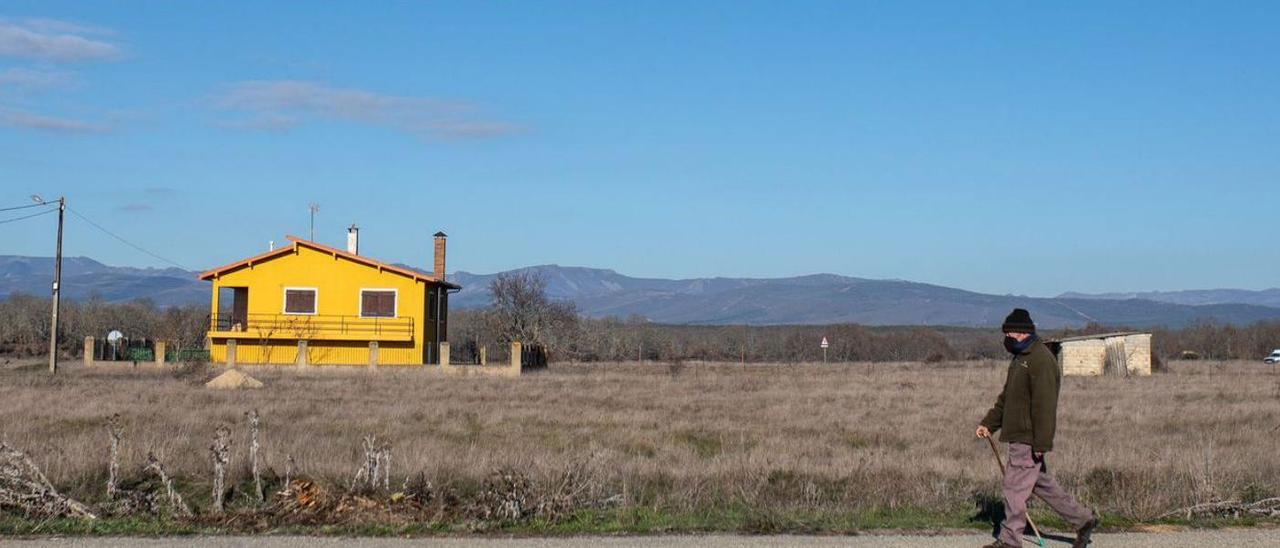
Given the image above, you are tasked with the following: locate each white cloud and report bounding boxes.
[0,19,118,133]
[428,121,526,139]
[0,18,121,61]
[13,17,115,37]
[0,67,75,90]
[213,80,522,139]
[0,108,105,132]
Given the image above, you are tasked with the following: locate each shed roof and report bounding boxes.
[1053,331,1149,343]
[197,235,461,289]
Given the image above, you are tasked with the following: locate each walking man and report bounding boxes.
[977,308,1099,548]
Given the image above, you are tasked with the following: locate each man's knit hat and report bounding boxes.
[1001,308,1036,333]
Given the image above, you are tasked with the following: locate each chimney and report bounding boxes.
[433,231,447,280]
[347,224,359,255]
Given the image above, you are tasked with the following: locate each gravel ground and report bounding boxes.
[3,530,1280,548]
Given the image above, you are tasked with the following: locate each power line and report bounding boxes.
[65,206,192,271]
[0,207,56,225]
[0,202,53,213]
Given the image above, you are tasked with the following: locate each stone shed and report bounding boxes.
[1047,332,1152,377]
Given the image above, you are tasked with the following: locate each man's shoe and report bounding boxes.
[981,541,1018,548]
[1073,513,1101,547]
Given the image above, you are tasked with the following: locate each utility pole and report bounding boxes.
[39,196,65,374]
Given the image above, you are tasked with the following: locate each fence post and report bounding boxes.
[155,340,166,368]
[368,341,378,368]
[510,341,522,370]
[84,336,94,367]
[226,339,237,367]
[296,340,308,367]
[479,345,487,365]
[439,342,450,366]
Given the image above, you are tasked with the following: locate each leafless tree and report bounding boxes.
[484,271,580,353]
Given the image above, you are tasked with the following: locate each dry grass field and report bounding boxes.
[1,359,1278,532]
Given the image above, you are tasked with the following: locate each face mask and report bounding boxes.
[1003,336,1021,354]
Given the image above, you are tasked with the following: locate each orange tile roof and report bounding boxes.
[197,235,460,289]
[196,246,293,281]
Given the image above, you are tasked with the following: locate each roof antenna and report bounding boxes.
[308,202,320,241]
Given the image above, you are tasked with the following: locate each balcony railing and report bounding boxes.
[209,313,414,340]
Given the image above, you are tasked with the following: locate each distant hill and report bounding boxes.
[4,255,1280,328]
[449,266,1280,328]
[0,255,205,307]
[1058,288,1280,309]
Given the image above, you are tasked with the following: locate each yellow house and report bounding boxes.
[199,230,458,366]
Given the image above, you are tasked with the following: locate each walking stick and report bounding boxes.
[986,436,1045,547]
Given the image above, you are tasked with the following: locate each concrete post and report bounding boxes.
[226,339,237,367]
[155,340,166,368]
[510,341,522,369]
[84,336,94,367]
[368,341,379,368]
[479,346,487,365]
[296,340,308,366]
[439,342,450,366]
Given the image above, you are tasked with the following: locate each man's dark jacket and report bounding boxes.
[980,338,1061,452]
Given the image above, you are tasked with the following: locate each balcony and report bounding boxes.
[208,313,414,342]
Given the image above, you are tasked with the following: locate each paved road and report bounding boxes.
[3,530,1279,547]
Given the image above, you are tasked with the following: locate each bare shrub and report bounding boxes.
[471,468,533,522]
[402,471,434,504]
[247,409,263,503]
[284,454,295,487]
[0,441,95,519]
[210,426,231,514]
[143,452,191,517]
[276,478,333,519]
[667,358,686,380]
[349,436,391,493]
[105,414,123,500]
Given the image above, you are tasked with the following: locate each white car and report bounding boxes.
[1266,350,1280,364]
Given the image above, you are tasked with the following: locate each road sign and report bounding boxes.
[820,337,829,348]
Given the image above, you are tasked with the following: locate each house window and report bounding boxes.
[360,289,397,318]
[283,288,317,315]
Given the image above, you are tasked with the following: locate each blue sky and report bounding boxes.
[1,1,1276,296]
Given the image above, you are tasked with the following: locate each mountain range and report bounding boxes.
[447,266,1280,328]
[1057,289,1280,309]
[0,256,205,308]
[3,255,1278,328]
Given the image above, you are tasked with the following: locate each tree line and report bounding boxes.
[2,281,1278,363]
[0,293,207,358]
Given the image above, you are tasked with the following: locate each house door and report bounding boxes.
[217,287,250,330]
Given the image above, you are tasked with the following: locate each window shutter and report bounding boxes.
[285,289,316,314]
[362,290,395,317]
